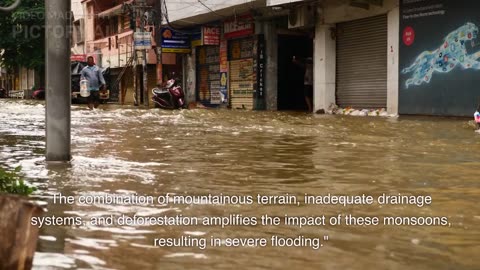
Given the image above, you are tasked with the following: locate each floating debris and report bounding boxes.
[326,104,395,117]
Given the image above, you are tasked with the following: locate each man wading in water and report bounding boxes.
[81,56,106,110]
[292,56,314,112]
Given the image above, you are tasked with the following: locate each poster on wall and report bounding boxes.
[399,0,480,116]
[220,40,228,72]
[220,40,228,103]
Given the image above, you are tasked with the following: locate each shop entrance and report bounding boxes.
[277,34,313,111]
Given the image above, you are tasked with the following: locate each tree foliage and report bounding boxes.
[0,0,45,71]
[0,166,36,196]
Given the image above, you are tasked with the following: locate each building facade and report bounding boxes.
[80,0,161,104]
[161,0,400,113]
[73,0,473,116]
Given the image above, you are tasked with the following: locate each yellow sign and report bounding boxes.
[162,48,191,53]
[191,39,202,47]
[221,73,227,87]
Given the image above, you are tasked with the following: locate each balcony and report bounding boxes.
[97,0,133,19]
[87,31,158,68]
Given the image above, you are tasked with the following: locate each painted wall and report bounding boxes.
[399,0,480,116]
[323,0,398,24]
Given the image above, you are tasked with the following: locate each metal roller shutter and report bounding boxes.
[230,59,254,110]
[228,38,254,110]
[336,15,388,109]
[197,46,221,105]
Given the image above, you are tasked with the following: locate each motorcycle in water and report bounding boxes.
[151,79,185,109]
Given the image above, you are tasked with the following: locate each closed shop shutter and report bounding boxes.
[336,15,388,109]
[230,59,254,109]
[196,46,221,105]
[229,38,254,109]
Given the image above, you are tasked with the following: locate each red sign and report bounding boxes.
[403,26,415,46]
[71,54,87,62]
[202,26,220,45]
[223,15,254,39]
[220,40,228,72]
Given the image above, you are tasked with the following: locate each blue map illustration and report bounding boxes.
[402,22,480,88]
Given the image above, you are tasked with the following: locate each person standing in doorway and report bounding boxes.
[81,56,106,110]
[293,56,313,112]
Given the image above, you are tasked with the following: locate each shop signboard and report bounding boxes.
[161,27,191,53]
[134,31,152,50]
[223,15,254,39]
[71,54,86,62]
[191,30,202,47]
[202,26,220,45]
[256,35,266,99]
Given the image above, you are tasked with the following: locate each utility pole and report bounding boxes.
[133,41,138,106]
[133,4,139,106]
[45,0,72,162]
[154,0,163,86]
[138,0,149,107]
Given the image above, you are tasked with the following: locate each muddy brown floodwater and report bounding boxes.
[0,100,479,270]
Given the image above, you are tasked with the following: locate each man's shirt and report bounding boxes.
[81,65,106,91]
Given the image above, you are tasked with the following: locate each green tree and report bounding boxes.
[0,166,36,196]
[0,0,45,72]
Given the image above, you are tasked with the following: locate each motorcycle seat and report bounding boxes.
[153,88,168,95]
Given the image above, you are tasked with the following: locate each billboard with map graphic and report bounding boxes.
[399,0,480,116]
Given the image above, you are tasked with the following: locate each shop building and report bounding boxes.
[163,0,478,116]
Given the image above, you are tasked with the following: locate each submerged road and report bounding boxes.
[0,100,479,269]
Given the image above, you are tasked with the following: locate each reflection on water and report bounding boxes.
[0,100,479,270]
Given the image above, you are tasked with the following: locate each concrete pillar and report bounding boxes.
[264,21,277,111]
[45,0,72,162]
[313,23,336,112]
[387,6,399,115]
[185,49,196,105]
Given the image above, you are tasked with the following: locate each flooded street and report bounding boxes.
[0,99,479,270]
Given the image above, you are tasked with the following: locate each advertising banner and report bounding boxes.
[399,0,480,116]
[220,40,228,72]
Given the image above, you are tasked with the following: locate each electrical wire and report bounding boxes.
[162,0,202,35]
[197,0,227,18]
